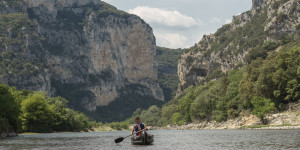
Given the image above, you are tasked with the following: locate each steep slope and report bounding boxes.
[0,0,164,121]
[177,0,300,93]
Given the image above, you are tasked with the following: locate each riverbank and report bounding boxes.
[148,108,300,130]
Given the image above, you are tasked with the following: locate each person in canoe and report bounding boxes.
[131,117,148,136]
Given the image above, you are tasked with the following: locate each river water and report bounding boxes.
[0,130,299,150]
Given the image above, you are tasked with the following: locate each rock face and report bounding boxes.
[177,0,300,93]
[0,0,164,112]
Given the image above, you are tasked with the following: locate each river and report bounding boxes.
[0,130,299,150]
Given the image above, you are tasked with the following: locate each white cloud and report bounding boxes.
[225,19,232,24]
[154,31,189,49]
[128,6,201,28]
[209,17,221,23]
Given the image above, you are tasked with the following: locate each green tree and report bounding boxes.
[64,109,91,131]
[0,83,20,133]
[139,105,162,126]
[251,97,276,124]
[46,96,69,131]
[20,92,54,132]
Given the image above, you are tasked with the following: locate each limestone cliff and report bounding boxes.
[0,0,164,113]
[177,0,300,93]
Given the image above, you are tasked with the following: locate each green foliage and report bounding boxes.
[131,40,299,126]
[0,82,93,133]
[108,122,129,130]
[64,108,91,132]
[21,93,55,132]
[251,97,276,123]
[97,1,131,18]
[215,24,231,36]
[244,46,268,64]
[240,41,300,108]
[262,41,278,50]
[126,106,163,126]
[129,69,246,126]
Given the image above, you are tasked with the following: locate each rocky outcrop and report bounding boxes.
[0,0,164,112]
[177,0,300,93]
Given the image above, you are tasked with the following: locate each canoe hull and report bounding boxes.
[131,131,154,145]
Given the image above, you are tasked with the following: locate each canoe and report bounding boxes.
[131,131,154,145]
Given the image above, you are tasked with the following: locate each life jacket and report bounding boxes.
[134,122,145,135]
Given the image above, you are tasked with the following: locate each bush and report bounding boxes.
[21,93,55,132]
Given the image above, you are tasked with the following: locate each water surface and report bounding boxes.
[0,130,299,150]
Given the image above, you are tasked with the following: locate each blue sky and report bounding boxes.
[103,0,252,48]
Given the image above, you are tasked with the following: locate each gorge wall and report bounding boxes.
[0,0,164,115]
[177,0,300,93]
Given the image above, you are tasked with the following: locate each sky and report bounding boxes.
[103,0,252,49]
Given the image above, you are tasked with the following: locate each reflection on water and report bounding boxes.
[0,130,299,150]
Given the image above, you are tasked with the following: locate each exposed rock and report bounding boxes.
[0,0,164,113]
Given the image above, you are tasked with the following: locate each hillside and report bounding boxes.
[177,0,300,92]
[0,0,164,122]
[127,0,300,127]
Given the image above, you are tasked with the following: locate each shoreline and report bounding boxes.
[149,110,300,130]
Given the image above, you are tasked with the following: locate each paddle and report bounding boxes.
[114,130,143,143]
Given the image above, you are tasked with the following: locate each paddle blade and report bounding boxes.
[114,137,124,143]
